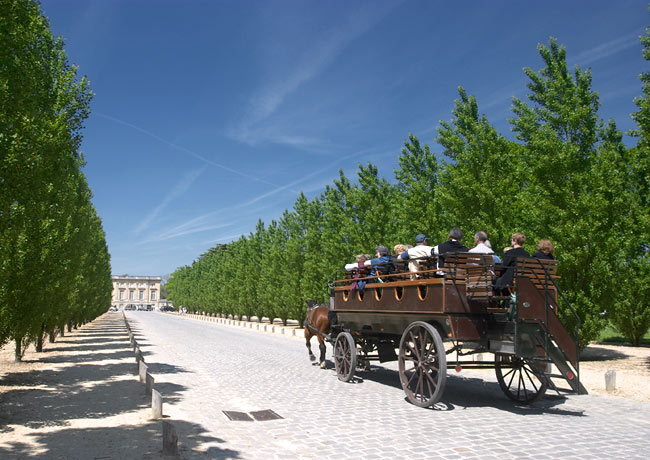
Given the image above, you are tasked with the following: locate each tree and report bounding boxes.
[435,87,522,248]
[509,38,634,345]
[1,0,108,358]
[610,257,650,346]
[393,133,440,243]
[609,16,650,344]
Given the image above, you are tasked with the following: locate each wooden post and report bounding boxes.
[152,389,163,419]
[162,421,178,455]
[145,372,155,394]
[605,369,616,392]
[139,361,147,383]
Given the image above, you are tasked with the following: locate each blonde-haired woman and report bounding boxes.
[533,239,555,260]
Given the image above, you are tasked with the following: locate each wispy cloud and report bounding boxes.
[228,4,397,147]
[139,222,235,244]
[134,166,206,235]
[136,146,371,246]
[200,233,248,246]
[571,32,640,67]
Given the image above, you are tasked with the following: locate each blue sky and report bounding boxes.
[39,0,648,277]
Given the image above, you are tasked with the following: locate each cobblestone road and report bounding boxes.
[126,312,650,460]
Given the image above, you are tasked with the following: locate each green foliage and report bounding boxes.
[393,134,440,242]
[0,0,111,356]
[609,257,650,346]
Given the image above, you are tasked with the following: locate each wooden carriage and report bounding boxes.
[329,253,587,407]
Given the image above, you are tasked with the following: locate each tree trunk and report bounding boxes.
[36,324,44,352]
[67,322,72,333]
[59,326,65,337]
[48,328,56,343]
[14,338,22,362]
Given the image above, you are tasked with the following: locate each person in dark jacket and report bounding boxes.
[533,238,555,260]
[495,232,530,291]
[432,227,469,273]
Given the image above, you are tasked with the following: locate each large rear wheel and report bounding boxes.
[495,353,547,404]
[334,332,357,382]
[398,321,447,407]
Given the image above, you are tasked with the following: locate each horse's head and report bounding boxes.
[306,300,319,311]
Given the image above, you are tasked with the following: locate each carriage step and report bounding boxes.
[545,373,569,379]
[488,340,515,354]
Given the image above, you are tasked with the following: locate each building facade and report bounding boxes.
[111,275,163,310]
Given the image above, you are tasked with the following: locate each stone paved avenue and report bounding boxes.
[125,312,650,460]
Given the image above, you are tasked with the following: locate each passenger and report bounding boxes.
[397,234,434,278]
[494,232,530,291]
[349,254,371,291]
[345,246,392,285]
[469,231,494,253]
[392,244,410,274]
[533,239,555,260]
[432,227,469,273]
[469,231,501,263]
[393,244,410,258]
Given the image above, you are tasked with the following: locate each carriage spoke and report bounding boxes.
[522,365,540,393]
[517,370,525,399]
[406,368,418,386]
[407,331,422,360]
[416,370,424,401]
[419,328,428,359]
[506,366,517,389]
[403,363,417,373]
[424,369,438,392]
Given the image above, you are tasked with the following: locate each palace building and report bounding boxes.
[111,275,162,310]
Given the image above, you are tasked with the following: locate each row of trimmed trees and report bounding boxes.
[1,0,113,359]
[168,35,650,346]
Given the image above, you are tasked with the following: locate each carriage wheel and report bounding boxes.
[494,353,547,404]
[334,332,357,382]
[398,321,447,407]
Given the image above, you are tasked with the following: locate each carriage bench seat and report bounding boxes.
[515,258,560,291]
[444,253,499,301]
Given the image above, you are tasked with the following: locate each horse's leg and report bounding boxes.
[305,327,316,362]
[318,335,327,369]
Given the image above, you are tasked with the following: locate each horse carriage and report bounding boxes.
[308,253,587,408]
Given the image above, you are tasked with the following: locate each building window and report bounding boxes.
[119,290,125,300]
[151,290,157,301]
[129,290,134,300]
[139,290,144,300]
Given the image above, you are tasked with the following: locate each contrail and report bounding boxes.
[96,112,299,193]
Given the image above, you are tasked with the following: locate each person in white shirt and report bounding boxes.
[469,231,501,263]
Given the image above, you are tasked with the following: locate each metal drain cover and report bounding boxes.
[223,411,253,421]
[250,409,283,421]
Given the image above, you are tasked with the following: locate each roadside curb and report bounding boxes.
[169,312,304,339]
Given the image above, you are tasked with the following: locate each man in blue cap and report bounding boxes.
[398,233,434,278]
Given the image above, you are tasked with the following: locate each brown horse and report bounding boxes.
[304,300,330,369]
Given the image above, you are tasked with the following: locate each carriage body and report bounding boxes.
[329,253,586,407]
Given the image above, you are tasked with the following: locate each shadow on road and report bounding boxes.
[343,363,584,417]
[0,314,239,459]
